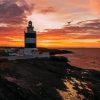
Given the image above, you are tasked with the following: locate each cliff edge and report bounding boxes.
[0,56,100,100]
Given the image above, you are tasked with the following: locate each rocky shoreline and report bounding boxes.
[0,55,100,100]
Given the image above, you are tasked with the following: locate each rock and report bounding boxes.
[0,57,100,100]
[0,76,42,100]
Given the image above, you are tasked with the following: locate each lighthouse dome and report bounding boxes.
[28,21,32,27]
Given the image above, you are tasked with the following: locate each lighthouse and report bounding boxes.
[4,20,50,59]
[25,21,36,48]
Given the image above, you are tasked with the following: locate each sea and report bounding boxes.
[61,48,100,71]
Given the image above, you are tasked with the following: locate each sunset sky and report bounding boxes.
[0,0,100,48]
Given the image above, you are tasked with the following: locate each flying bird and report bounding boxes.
[67,21,72,26]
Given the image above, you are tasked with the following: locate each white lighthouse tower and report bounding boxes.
[23,21,38,55]
[25,21,36,48]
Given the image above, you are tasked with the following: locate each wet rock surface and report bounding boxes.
[0,56,100,100]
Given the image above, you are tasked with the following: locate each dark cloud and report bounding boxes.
[77,19,100,29]
[0,0,34,26]
[75,19,100,39]
[0,3,25,25]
